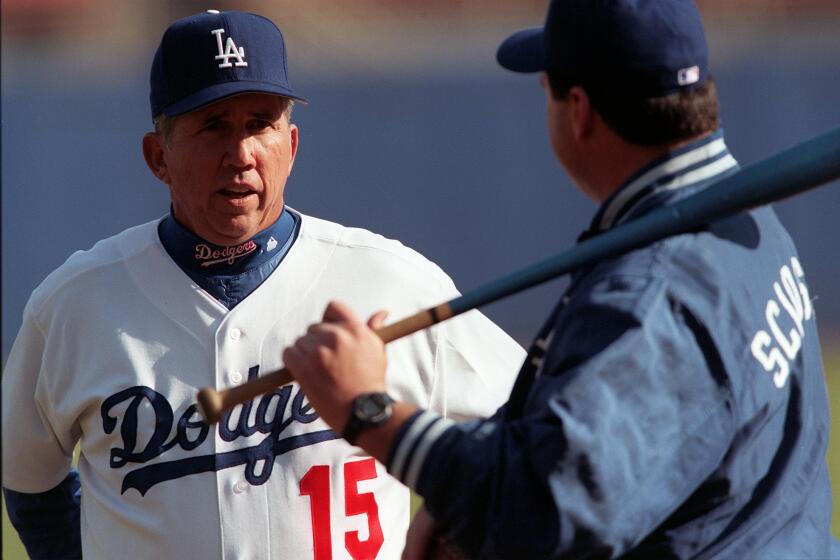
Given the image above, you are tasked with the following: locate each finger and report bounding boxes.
[295,332,326,356]
[322,300,358,324]
[282,346,304,376]
[305,322,342,344]
[367,310,389,330]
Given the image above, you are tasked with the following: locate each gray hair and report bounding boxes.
[153,96,295,144]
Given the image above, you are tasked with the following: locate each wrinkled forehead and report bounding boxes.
[189,92,292,118]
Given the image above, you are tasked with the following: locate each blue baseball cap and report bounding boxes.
[150,10,306,118]
[497,0,709,96]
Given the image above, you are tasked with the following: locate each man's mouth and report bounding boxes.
[219,188,256,200]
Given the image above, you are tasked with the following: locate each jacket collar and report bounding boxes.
[589,129,738,235]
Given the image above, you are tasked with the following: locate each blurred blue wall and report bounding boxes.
[3,54,839,355]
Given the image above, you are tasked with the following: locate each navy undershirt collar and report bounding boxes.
[158,208,299,309]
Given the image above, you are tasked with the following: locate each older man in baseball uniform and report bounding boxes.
[1,10,524,560]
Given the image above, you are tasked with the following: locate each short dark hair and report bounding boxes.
[547,73,720,146]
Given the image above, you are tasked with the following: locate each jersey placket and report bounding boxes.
[214,308,272,559]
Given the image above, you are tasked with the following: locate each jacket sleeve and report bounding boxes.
[388,280,735,558]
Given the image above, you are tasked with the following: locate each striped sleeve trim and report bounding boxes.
[388,410,455,489]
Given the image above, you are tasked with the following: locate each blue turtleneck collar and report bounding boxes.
[157,208,299,309]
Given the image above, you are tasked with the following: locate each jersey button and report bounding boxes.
[230,371,243,384]
[229,328,242,340]
[233,480,248,494]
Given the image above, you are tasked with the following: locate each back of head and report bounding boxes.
[497,0,719,146]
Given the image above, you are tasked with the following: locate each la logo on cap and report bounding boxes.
[211,27,248,68]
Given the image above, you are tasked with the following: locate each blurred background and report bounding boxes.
[2,0,839,556]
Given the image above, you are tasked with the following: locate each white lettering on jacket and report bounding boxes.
[750,257,812,389]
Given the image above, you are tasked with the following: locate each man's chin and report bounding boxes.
[203,218,260,246]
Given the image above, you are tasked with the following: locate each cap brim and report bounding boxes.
[161,80,307,117]
[496,27,546,73]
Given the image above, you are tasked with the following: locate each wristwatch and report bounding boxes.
[343,392,395,445]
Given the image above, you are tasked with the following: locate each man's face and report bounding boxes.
[153,93,298,246]
[541,74,569,165]
[541,74,588,193]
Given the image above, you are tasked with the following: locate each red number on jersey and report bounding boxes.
[300,458,384,560]
[300,465,332,560]
[344,458,384,558]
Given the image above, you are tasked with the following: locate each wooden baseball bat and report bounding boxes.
[196,303,454,423]
[197,126,840,424]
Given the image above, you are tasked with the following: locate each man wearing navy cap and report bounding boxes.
[284,1,839,558]
[1,10,524,559]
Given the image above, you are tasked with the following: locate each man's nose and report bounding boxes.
[224,133,257,169]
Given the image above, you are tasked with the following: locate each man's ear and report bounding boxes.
[567,86,595,142]
[142,132,170,184]
[287,123,299,174]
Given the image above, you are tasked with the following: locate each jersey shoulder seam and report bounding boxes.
[297,213,454,287]
[29,220,161,318]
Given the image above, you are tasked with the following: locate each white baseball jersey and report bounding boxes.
[2,212,524,560]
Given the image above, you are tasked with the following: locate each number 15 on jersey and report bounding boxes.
[300,457,384,560]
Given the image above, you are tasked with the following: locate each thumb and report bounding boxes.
[367,310,389,331]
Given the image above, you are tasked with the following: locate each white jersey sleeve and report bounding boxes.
[429,307,523,421]
[298,214,524,420]
[2,302,77,493]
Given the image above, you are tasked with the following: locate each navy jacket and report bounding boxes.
[387,131,836,559]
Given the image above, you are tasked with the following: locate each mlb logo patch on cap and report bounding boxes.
[678,66,701,86]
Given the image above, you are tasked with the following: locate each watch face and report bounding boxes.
[355,393,392,423]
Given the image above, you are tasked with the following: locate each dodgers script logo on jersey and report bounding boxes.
[194,240,257,266]
[100,366,339,495]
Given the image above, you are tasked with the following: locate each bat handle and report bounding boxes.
[196,303,454,424]
[197,368,294,424]
[375,302,453,343]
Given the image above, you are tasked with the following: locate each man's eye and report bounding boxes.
[250,119,273,130]
[201,121,224,132]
